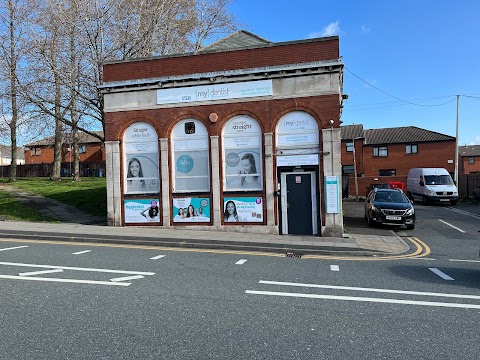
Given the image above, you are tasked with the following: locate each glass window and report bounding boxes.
[379,169,396,176]
[373,146,388,157]
[223,116,262,191]
[123,122,160,195]
[171,119,210,192]
[342,165,354,174]
[346,141,353,152]
[406,144,418,154]
[469,157,475,164]
[79,145,87,154]
[31,147,41,156]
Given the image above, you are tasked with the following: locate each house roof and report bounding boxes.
[25,131,103,147]
[459,144,480,157]
[363,126,455,145]
[198,30,272,53]
[0,144,24,160]
[340,124,364,140]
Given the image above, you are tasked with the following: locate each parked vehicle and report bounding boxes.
[364,188,415,229]
[406,168,458,205]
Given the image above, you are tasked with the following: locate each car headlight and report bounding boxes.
[405,208,414,215]
[371,205,381,213]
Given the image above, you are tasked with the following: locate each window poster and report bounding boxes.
[124,122,160,194]
[173,197,211,223]
[223,197,263,223]
[223,116,262,191]
[124,199,160,223]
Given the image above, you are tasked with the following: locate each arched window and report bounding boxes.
[123,122,160,194]
[171,119,210,192]
[222,116,262,191]
[276,111,319,160]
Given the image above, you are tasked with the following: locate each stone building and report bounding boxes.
[100,31,345,236]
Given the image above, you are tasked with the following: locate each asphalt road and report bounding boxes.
[1,202,479,359]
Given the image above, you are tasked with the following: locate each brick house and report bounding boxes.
[24,131,104,165]
[459,145,480,174]
[101,30,345,236]
[341,125,456,197]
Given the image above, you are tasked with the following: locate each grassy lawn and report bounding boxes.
[0,189,57,222]
[0,177,107,217]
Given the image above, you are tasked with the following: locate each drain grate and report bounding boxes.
[285,252,303,259]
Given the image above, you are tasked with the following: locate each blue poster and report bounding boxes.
[223,197,263,223]
[124,199,160,223]
[173,198,210,223]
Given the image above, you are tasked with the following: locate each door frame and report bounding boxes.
[280,171,318,235]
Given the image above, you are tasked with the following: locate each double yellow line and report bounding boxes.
[0,236,430,261]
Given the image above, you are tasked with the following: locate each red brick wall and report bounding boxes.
[462,156,480,174]
[341,138,364,174]
[25,144,105,164]
[362,141,455,177]
[104,38,340,82]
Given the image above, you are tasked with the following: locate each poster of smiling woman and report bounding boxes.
[123,122,160,194]
[172,198,211,223]
[124,199,160,223]
[223,198,263,223]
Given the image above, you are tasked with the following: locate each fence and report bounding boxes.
[0,162,106,178]
[458,173,480,199]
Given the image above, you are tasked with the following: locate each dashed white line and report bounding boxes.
[449,259,480,264]
[19,269,64,277]
[330,265,340,271]
[72,250,91,255]
[438,219,466,233]
[429,268,454,281]
[235,259,248,265]
[0,246,29,252]
[150,255,166,260]
[110,275,145,282]
[408,257,436,261]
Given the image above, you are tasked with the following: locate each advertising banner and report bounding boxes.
[124,199,160,223]
[173,198,211,223]
[325,176,340,214]
[223,197,263,223]
[157,80,272,105]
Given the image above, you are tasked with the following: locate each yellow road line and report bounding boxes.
[0,236,430,261]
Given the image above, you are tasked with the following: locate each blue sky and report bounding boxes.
[229,0,480,145]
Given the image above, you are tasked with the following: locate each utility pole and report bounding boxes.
[454,95,460,185]
[353,138,359,201]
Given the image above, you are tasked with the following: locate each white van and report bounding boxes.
[407,168,458,205]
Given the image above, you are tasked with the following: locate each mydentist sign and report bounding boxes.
[157,80,273,105]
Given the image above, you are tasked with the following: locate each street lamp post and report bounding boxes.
[352,137,361,201]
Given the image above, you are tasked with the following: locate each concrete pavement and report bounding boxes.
[0,184,410,256]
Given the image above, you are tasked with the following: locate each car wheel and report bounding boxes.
[406,224,415,230]
[367,217,374,227]
[450,200,457,206]
[422,196,429,205]
[473,193,479,203]
[407,191,413,201]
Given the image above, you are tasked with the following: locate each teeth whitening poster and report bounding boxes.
[124,199,160,223]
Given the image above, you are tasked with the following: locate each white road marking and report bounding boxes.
[446,207,480,220]
[235,259,248,265]
[72,250,91,255]
[0,261,155,276]
[110,275,145,282]
[150,255,166,260]
[408,257,436,261]
[330,265,340,271]
[429,268,454,281]
[0,275,130,286]
[438,219,466,233]
[19,269,64,276]
[245,290,480,309]
[449,259,480,263]
[0,246,29,252]
[258,280,480,299]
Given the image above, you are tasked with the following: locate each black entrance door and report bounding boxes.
[286,173,313,235]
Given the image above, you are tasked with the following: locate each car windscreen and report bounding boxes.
[424,175,453,185]
[374,192,408,203]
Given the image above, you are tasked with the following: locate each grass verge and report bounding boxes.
[0,177,107,217]
[0,189,57,222]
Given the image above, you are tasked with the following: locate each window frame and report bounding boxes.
[406,144,418,154]
[171,119,210,193]
[378,169,396,176]
[373,146,388,157]
[346,141,354,152]
[469,157,475,164]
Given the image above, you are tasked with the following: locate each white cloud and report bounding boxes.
[308,21,341,38]
[361,25,371,33]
